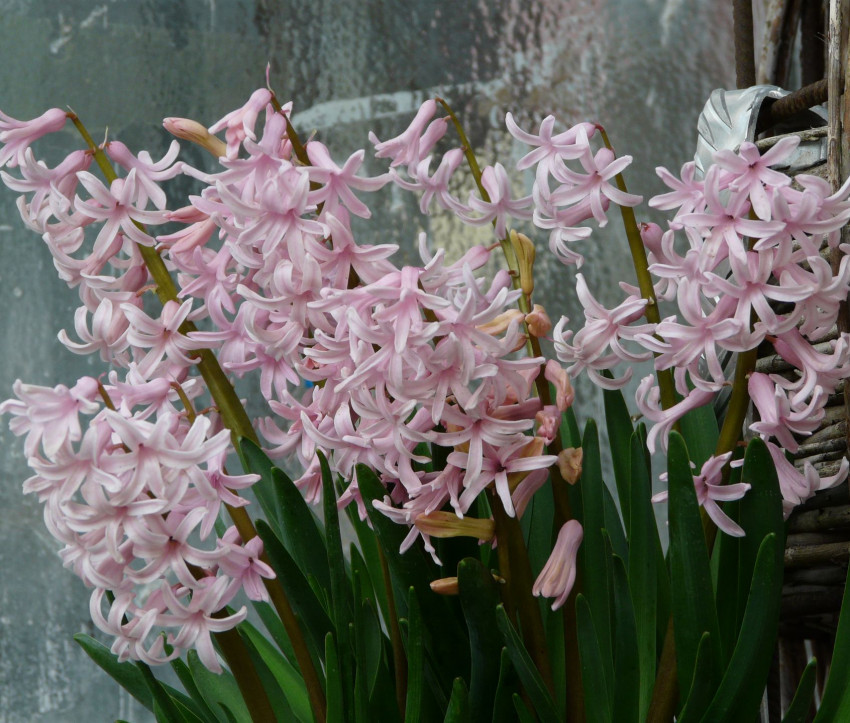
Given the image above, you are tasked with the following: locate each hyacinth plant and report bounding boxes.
[4,75,850,723]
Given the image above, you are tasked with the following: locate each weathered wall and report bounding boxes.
[0,1,733,720]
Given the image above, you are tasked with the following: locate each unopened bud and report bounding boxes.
[477,309,525,336]
[163,117,227,157]
[415,511,495,541]
[525,304,552,337]
[510,230,536,297]
[507,436,547,491]
[430,577,459,595]
[557,447,583,484]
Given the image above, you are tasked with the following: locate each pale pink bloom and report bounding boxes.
[75,169,167,250]
[748,372,825,453]
[0,148,91,222]
[0,377,100,457]
[648,161,705,220]
[216,527,275,602]
[765,440,849,515]
[390,148,467,214]
[533,520,583,610]
[122,299,216,378]
[461,163,532,239]
[712,137,799,219]
[105,140,182,210]
[58,299,131,363]
[368,99,448,169]
[770,328,850,404]
[89,590,174,665]
[159,577,248,673]
[635,375,715,454]
[552,275,652,389]
[0,107,67,167]
[208,88,273,158]
[535,406,561,445]
[549,146,642,226]
[505,113,595,188]
[306,141,389,219]
[653,452,749,537]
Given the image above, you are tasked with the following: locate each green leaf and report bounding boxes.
[344,499,391,629]
[351,549,385,700]
[187,650,251,723]
[138,660,195,723]
[325,633,345,723]
[320,451,355,721]
[404,588,424,723]
[577,419,614,691]
[457,557,503,722]
[73,634,153,711]
[256,519,334,657]
[443,678,470,722]
[237,619,312,722]
[667,431,722,690]
[699,534,782,723]
[512,694,537,723]
[562,405,582,449]
[238,438,331,595]
[602,383,635,534]
[677,388,718,470]
[611,555,639,723]
[576,594,612,723]
[252,601,296,663]
[736,437,784,634]
[782,658,817,723]
[677,633,715,723]
[626,427,659,720]
[813,560,850,722]
[495,605,560,723]
[491,647,519,723]
[170,657,223,723]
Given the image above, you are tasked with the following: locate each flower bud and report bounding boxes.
[557,447,583,484]
[545,360,575,412]
[525,304,552,337]
[163,117,226,157]
[415,511,495,541]
[510,229,536,297]
[477,309,525,336]
[430,577,459,595]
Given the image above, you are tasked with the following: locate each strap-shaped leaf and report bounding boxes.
[626,427,659,720]
[677,392,719,471]
[73,633,153,711]
[325,633,345,723]
[170,657,227,723]
[237,619,311,722]
[578,419,614,690]
[699,533,782,722]
[602,382,635,533]
[443,678,470,722]
[667,431,722,689]
[186,650,252,723]
[576,594,612,723]
[404,588,424,723]
[677,633,715,723]
[782,658,816,723]
[495,604,561,723]
[320,451,355,721]
[256,519,334,657]
[813,559,850,722]
[492,647,520,723]
[611,555,639,723]
[457,557,503,722]
[238,438,331,595]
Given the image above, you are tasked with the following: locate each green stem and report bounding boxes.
[70,112,327,723]
[596,125,677,412]
[379,546,408,718]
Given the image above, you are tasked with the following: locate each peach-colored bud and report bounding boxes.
[510,230,536,296]
[415,511,495,541]
[533,519,583,610]
[163,117,227,157]
[477,309,525,336]
[166,205,209,224]
[535,405,561,445]
[430,577,459,595]
[545,359,575,412]
[525,304,552,337]
[557,447,583,484]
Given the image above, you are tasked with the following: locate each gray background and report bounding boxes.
[0,1,733,720]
